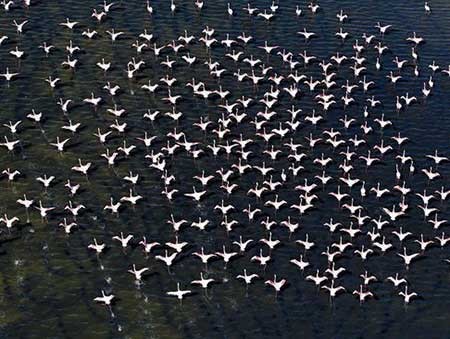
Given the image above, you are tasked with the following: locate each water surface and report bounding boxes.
[1,0,450,338]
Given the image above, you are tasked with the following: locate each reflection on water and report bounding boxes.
[1,0,450,338]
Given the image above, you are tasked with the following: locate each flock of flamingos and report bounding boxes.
[0,0,448,316]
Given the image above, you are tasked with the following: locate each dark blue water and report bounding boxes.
[1,0,450,338]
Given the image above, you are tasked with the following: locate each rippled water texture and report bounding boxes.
[1,0,450,338]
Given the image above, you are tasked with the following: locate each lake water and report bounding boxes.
[1,0,450,338]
